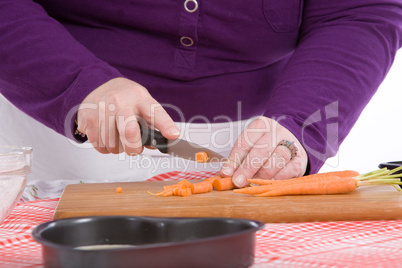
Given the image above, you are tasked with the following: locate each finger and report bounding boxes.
[253,144,293,180]
[76,108,110,154]
[231,135,276,188]
[220,117,270,177]
[104,116,122,154]
[138,99,180,139]
[273,156,306,180]
[86,126,109,154]
[115,109,144,156]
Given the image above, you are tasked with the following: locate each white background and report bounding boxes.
[320,50,402,174]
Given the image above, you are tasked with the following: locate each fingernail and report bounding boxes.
[221,166,233,176]
[233,174,246,187]
[169,127,181,137]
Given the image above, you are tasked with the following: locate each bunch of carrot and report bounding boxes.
[149,167,402,198]
[233,167,402,197]
[148,175,236,197]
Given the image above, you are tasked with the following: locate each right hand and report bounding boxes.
[76,77,180,155]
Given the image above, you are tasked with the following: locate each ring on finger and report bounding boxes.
[277,140,298,160]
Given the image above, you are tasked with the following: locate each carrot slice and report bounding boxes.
[147,188,174,197]
[178,179,192,188]
[191,181,213,194]
[195,151,209,163]
[173,188,180,196]
[161,189,174,197]
[204,175,221,184]
[163,184,186,191]
[177,188,192,197]
[212,177,235,191]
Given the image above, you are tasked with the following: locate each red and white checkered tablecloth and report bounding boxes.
[1,171,402,268]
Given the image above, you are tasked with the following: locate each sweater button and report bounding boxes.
[184,0,198,13]
[180,36,194,47]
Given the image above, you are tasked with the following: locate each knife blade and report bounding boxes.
[140,126,226,163]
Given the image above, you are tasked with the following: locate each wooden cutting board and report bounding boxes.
[54,180,402,223]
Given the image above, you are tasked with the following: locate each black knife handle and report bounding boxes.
[139,124,168,154]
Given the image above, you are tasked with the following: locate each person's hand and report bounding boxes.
[76,77,180,155]
[220,116,308,188]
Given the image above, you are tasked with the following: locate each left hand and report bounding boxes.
[220,116,308,188]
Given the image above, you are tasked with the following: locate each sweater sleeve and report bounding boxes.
[264,0,402,174]
[0,0,122,140]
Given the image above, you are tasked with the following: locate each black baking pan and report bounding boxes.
[32,216,264,268]
[378,161,402,189]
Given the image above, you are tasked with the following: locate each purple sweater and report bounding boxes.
[0,0,401,173]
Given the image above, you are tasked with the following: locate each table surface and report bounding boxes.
[1,170,402,268]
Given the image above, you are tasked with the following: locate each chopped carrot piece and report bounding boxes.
[147,191,163,196]
[147,189,174,197]
[163,184,186,191]
[177,179,192,188]
[177,188,192,197]
[212,177,235,191]
[190,181,213,194]
[161,189,174,197]
[173,188,180,195]
[195,151,209,163]
[148,187,192,197]
[204,175,221,184]
[116,187,123,193]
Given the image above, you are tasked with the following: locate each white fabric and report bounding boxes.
[0,94,251,199]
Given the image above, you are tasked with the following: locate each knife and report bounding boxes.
[140,125,226,163]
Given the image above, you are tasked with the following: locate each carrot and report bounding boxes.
[212,177,235,191]
[233,184,278,195]
[246,178,273,185]
[204,175,221,184]
[148,187,192,197]
[247,170,360,185]
[177,179,192,188]
[177,188,192,197]
[255,176,357,197]
[173,188,180,195]
[163,183,186,191]
[195,151,209,163]
[147,188,174,197]
[240,175,352,193]
[191,181,213,194]
[116,187,122,193]
[162,189,174,197]
[248,167,402,197]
